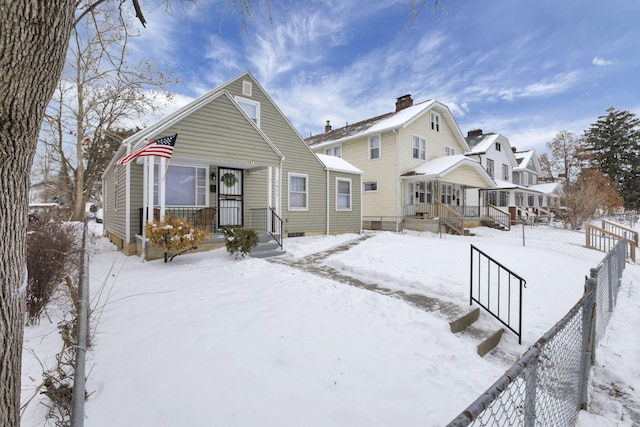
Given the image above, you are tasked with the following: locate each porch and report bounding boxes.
[402,202,511,234]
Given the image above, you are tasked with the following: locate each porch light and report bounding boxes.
[210,172,216,181]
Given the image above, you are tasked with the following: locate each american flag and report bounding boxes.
[117,134,177,166]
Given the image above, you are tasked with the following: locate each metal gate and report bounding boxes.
[218,168,243,227]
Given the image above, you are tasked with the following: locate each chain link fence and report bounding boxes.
[448,237,629,427]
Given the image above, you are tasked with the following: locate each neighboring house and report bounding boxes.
[306,95,495,233]
[102,72,362,259]
[513,149,562,221]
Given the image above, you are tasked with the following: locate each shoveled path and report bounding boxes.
[268,234,521,363]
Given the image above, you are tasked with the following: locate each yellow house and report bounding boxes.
[306,95,495,233]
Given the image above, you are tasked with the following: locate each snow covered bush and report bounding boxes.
[144,214,208,262]
[221,227,258,259]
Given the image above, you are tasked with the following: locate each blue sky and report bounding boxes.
[132,0,640,154]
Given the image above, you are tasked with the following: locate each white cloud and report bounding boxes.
[592,56,614,66]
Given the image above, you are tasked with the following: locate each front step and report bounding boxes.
[250,233,285,259]
[450,308,505,357]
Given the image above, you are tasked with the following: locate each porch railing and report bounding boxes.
[602,219,639,247]
[139,207,218,234]
[487,204,511,230]
[438,201,465,235]
[470,244,526,344]
[248,207,283,249]
[585,224,636,262]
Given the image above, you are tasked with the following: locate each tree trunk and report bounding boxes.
[0,2,75,425]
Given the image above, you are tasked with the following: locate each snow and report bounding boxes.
[20,221,640,426]
[316,153,363,174]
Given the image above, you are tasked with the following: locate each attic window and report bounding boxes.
[430,112,440,132]
[242,81,252,96]
[235,96,260,127]
[495,142,502,151]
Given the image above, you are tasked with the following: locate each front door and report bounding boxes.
[218,168,243,227]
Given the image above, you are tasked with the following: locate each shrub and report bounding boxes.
[26,221,79,324]
[221,227,259,259]
[144,214,208,262]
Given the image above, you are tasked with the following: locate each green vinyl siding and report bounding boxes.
[329,171,362,233]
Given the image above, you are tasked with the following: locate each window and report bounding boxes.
[289,173,308,210]
[235,96,260,126]
[486,158,494,178]
[113,170,119,210]
[430,112,440,132]
[363,181,378,192]
[336,178,352,210]
[444,146,456,156]
[441,183,453,204]
[242,80,252,96]
[531,174,538,185]
[154,165,207,206]
[487,191,497,206]
[412,135,426,160]
[499,191,508,207]
[369,135,380,159]
[528,195,535,207]
[502,164,509,181]
[325,145,342,157]
[495,142,502,151]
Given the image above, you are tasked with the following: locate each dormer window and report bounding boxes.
[430,112,440,132]
[444,146,456,156]
[235,96,260,127]
[325,145,342,158]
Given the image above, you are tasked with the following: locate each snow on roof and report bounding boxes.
[306,100,437,148]
[316,153,363,174]
[529,182,563,195]
[514,150,534,169]
[407,155,478,177]
[465,133,499,154]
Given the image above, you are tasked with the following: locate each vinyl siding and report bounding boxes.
[328,171,362,233]
[103,165,128,241]
[443,166,490,187]
[225,76,335,236]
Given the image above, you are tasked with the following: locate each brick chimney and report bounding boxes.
[395,94,413,112]
[324,120,332,133]
[467,129,483,138]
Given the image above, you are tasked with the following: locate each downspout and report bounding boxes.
[393,128,400,232]
[326,168,330,235]
[123,141,131,247]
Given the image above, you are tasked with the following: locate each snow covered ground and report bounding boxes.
[20,221,640,426]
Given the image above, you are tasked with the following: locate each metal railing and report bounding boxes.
[469,244,525,344]
[448,238,628,427]
[248,207,283,249]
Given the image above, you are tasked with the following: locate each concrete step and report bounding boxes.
[450,307,505,357]
[449,308,480,333]
[477,328,505,357]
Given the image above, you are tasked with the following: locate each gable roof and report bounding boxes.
[305,100,469,151]
[105,72,291,175]
[465,132,518,166]
[400,154,495,187]
[514,149,541,173]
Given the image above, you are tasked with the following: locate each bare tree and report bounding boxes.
[37,3,174,220]
[561,169,624,229]
[538,153,554,181]
[546,130,584,182]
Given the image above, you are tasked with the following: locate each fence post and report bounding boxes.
[580,270,599,410]
[524,360,537,427]
[522,221,525,247]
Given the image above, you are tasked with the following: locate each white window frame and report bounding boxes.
[369,135,381,160]
[444,145,456,156]
[336,178,352,211]
[288,173,309,211]
[412,135,426,160]
[430,112,441,132]
[153,164,208,207]
[235,95,260,127]
[242,80,252,97]
[363,180,378,192]
[495,142,502,152]
[502,164,509,181]
[324,145,342,157]
[487,158,495,178]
